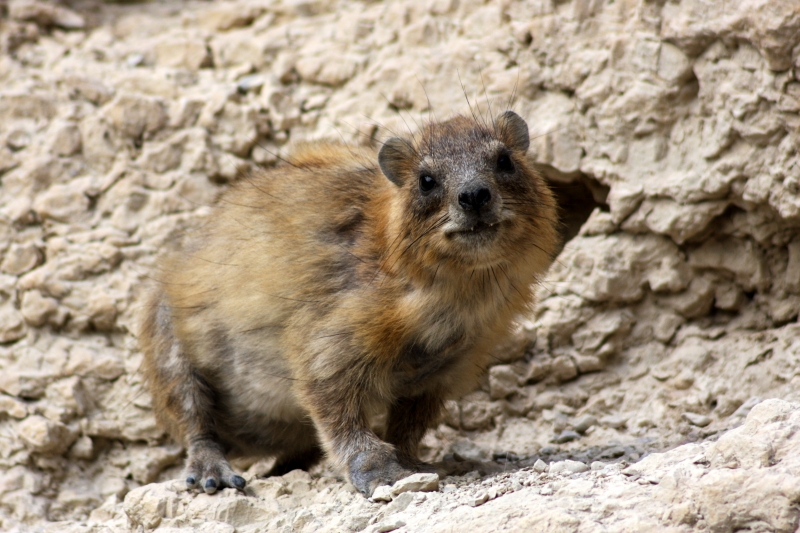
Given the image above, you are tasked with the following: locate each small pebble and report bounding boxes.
[597,446,626,459]
[6,130,30,151]
[390,473,439,496]
[371,485,393,502]
[599,415,628,429]
[533,459,548,473]
[540,485,553,496]
[463,471,481,481]
[237,74,266,93]
[590,461,606,471]
[467,490,489,507]
[375,519,406,532]
[682,412,712,427]
[126,53,145,67]
[572,414,598,434]
[442,484,457,493]
[553,430,581,443]
[549,460,590,475]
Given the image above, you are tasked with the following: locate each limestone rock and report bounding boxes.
[549,460,589,475]
[661,0,800,70]
[390,473,439,496]
[550,355,578,382]
[1,243,43,276]
[661,276,716,319]
[17,415,76,455]
[0,305,26,343]
[137,140,183,173]
[0,395,28,419]
[459,398,500,431]
[571,310,634,353]
[20,289,58,327]
[47,120,82,157]
[0,93,55,121]
[488,365,520,400]
[784,239,800,292]
[198,5,264,31]
[33,184,89,223]
[690,238,768,291]
[0,367,49,399]
[154,37,212,70]
[123,482,184,530]
[572,414,597,434]
[66,346,125,381]
[9,0,85,30]
[184,490,279,527]
[104,95,167,140]
[62,76,115,106]
[626,198,729,245]
[371,485,393,502]
[296,52,361,87]
[682,412,712,427]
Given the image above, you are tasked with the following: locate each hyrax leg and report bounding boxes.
[302,379,413,497]
[384,393,443,469]
[184,436,246,494]
[141,304,245,494]
[158,356,246,494]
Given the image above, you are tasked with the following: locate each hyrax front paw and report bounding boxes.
[348,448,414,497]
[185,441,246,494]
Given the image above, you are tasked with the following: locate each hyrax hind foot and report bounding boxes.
[348,447,415,497]
[185,440,246,494]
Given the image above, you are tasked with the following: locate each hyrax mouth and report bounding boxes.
[446,220,500,240]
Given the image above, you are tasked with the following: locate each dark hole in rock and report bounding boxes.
[539,164,610,257]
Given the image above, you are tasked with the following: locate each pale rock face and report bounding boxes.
[1,0,800,531]
[661,0,800,70]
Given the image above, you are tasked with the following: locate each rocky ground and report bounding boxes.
[0,0,799,531]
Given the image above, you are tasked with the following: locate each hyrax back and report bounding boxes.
[139,111,559,496]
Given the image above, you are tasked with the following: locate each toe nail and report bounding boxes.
[186,476,196,486]
[204,479,217,493]
[232,475,246,490]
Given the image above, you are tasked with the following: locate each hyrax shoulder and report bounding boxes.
[139,111,559,496]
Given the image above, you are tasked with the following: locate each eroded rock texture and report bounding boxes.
[0,0,799,531]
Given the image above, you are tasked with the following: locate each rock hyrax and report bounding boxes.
[139,111,559,496]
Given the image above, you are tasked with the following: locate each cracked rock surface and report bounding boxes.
[0,0,799,531]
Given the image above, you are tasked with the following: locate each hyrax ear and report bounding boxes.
[496,111,530,153]
[378,137,414,186]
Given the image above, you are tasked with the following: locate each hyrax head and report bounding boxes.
[379,111,553,267]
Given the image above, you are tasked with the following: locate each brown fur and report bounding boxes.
[139,111,560,496]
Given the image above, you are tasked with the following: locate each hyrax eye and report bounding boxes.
[419,174,437,194]
[497,152,515,173]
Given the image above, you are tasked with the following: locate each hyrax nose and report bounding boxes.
[458,187,492,212]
